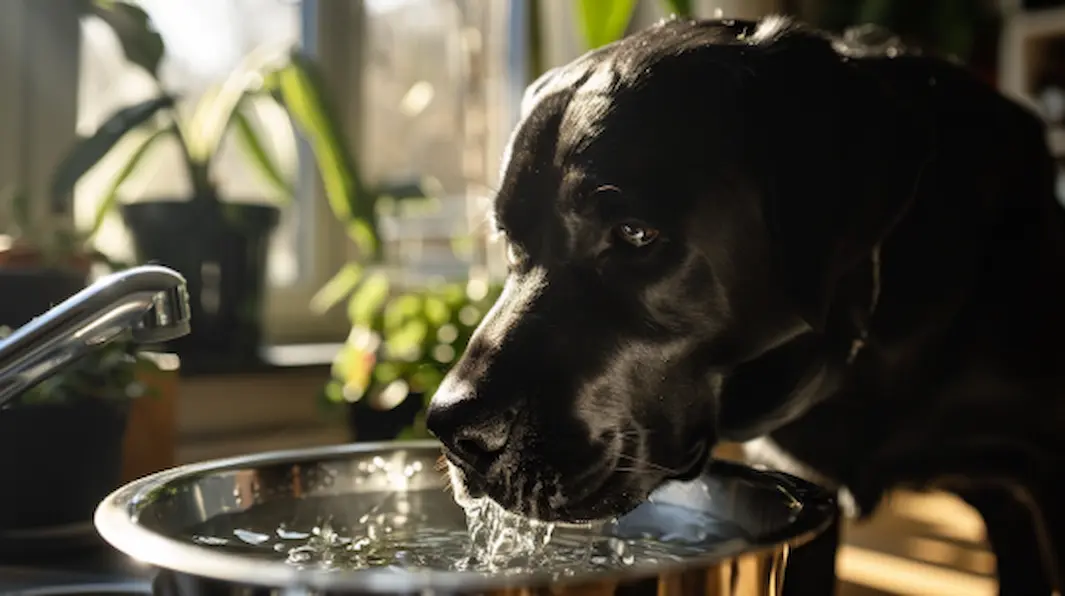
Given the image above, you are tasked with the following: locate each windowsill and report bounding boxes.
[173,354,350,464]
[175,342,343,378]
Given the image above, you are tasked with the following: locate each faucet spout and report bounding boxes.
[0,265,191,409]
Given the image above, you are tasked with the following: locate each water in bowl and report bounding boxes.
[185,489,750,578]
[180,454,759,577]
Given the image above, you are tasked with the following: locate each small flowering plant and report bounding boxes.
[0,325,165,406]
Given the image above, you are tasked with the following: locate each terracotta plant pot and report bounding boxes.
[0,242,92,275]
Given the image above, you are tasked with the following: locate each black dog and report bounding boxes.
[427,15,1065,595]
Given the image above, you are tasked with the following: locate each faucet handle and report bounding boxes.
[133,283,192,344]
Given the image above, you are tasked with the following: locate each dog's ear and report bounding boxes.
[749,25,934,331]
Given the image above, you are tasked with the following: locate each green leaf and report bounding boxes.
[88,125,173,240]
[423,296,450,327]
[88,1,165,78]
[4,186,33,237]
[272,51,380,259]
[232,104,293,204]
[373,361,401,384]
[574,0,637,49]
[184,45,287,172]
[310,263,363,314]
[51,95,174,205]
[346,219,378,259]
[410,364,444,394]
[660,0,694,17]
[383,294,423,334]
[441,283,466,308]
[347,272,390,327]
[324,379,345,403]
[386,319,429,361]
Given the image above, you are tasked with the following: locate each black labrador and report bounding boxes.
[426,15,1065,595]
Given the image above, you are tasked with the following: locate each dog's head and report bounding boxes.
[427,17,932,522]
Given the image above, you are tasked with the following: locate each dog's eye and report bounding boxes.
[614,222,659,248]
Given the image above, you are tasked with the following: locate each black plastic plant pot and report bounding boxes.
[121,199,280,369]
[0,399,130,532]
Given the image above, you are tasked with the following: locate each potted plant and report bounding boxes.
[76,0,295,366]
[0,189,96,330]
[0,96,140,329]
[0,326,164,540]
[329,279,503,441]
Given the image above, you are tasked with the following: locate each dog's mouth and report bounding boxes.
[441,437,713,523]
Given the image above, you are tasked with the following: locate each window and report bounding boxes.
[359,0,524,284]
[74,0,531,345]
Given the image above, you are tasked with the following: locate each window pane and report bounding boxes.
[364,0,504,283]
[76,0,305,288]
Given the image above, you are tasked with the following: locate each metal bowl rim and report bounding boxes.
[95,440,836,593]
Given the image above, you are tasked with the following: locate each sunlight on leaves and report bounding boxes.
[232,105,293,204]
[386,319,430,362]
[660,0,694,17]
[310,263,363,315]
[574,0,637,50]
[90,126,172,238]
[347,272,390,327]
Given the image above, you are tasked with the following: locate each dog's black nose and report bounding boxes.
[426,391,514,475]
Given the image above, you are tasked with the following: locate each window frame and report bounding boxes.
[0,2,81,234]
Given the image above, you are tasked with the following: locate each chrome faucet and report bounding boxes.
[0,264,191,409]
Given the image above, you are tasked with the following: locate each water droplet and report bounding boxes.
[234,528,271,545]
[277,526,310,540]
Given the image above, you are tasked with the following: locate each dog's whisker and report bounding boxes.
[616,453,678,474]
[614,466,650,474]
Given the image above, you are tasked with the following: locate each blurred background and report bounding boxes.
[0,0,1062,594]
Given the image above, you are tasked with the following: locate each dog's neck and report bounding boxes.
[715,238,890,441]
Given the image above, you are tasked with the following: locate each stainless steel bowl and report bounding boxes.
[95,440,835,595]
